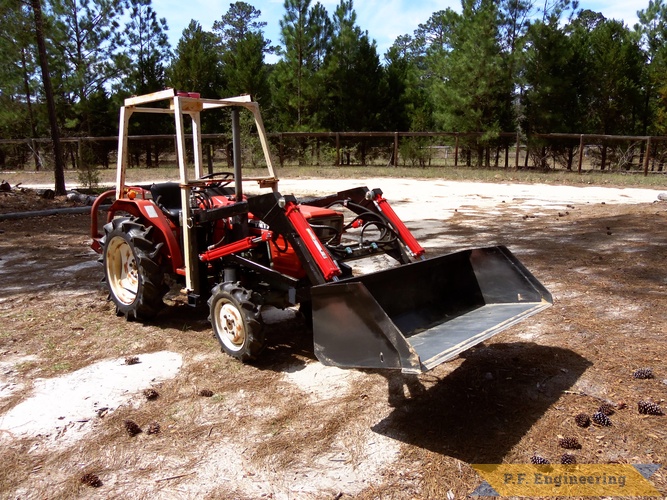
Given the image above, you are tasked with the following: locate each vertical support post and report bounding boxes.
[174,96,200,296]
[578,134,584,174]
[116,106,132,199]
[191,108,203,179]
[248,102,277,180]
[232,108,248,236]
[515,133,520,168]
[643,136,651,176]
[232,108,243,201]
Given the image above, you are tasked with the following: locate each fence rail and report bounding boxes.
[1,131,667,175]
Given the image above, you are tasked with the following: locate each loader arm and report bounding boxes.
[302,186,423,263]
[247,192,342,285]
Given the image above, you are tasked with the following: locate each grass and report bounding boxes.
[2,163,667,190]
[51,361,72,372]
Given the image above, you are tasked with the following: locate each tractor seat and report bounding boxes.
[150,182,182,220]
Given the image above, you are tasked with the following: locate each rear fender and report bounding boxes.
[108,199,184,272]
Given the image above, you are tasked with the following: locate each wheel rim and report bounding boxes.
[106,235,139,305]
[214,300,246,352]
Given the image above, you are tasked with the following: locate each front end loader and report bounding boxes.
[91,90,552,373]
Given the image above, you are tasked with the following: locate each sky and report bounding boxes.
[154,0,645,64]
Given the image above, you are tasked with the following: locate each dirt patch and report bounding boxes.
[1,179,666,498]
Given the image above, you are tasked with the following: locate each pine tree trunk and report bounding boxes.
[30,0,66,194]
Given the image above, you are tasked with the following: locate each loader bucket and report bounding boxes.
[312,246,552,373]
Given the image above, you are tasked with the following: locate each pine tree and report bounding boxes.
[51,0,125,134]
[212,2,273,102]
[113,0,171,167]
[168,20,222,99]
[322,0,384,132]
[0,1,42,142]
[30,0,66,193]
[272,0,324,130]
[429,0,510,165]
[117,0,170,96]
[638,0,667,135]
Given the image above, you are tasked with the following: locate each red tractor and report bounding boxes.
[91,90,552,373]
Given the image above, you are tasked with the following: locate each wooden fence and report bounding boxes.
[1,131,666,175]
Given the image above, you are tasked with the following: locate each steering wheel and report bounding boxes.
[199,171,235,188]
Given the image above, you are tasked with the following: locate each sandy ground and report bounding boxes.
[1,178,666,498]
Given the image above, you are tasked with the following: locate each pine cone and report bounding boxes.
[199,389,214,397]
[530,455,550,465]
[633,368,654,379]
[558,436,581,450]
[81,473,102,487]
[147,421,161,435]
[638,401,664,416]
[598,403,615,416]
[124,419,142,436]
[124,356,139,366]
[560,454,577,465]
[592,411,612,426]
[143,388,159,401]
[574,413,591,428]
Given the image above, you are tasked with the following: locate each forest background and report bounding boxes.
[3,0,667,192]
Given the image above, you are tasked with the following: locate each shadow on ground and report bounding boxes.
[372,342,591,464]
[251,308,317,372]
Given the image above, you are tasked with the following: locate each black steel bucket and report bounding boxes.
[312,246,552,373]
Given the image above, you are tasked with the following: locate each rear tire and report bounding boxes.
[208,283,265,361]
[101,217,166,320]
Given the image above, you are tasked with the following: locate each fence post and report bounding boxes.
[335,132,340,166]
[454,133,459,167]
[643,136,651,176]
[393,132,399,167]
[30,139,41,170]
[578,134,584,173]
[77,138,82,170]
[207,143,213,175]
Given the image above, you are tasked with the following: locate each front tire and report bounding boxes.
[101,217,166,320]
[208,283,265,361]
